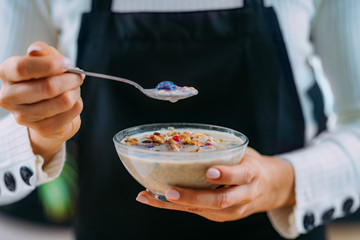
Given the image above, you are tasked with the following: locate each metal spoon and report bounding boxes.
[67,69,198,103]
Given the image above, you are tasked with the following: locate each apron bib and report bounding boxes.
[73,0,326,238]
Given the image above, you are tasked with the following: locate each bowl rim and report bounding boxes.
[113,122,249,157]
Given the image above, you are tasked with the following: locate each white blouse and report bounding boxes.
[0,0,360,239]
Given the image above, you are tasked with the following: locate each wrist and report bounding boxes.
[281,159,296,207]
[28,128,64,166]
[267,156,296,208]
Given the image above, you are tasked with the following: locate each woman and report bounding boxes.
[0,0,359,239]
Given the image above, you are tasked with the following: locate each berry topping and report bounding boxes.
[156,81,177,91]
[172,136,181,142]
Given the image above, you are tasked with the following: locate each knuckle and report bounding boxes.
[244,167,253,183]
[57,92,74,109]
[217,193,232,209]
[14,58,29,77]
[0,91,11,108]
[41,78,58,97]
[37,122,65,139]
[70,116,82,136]
[74,98,84,114]
[13,111,29,125]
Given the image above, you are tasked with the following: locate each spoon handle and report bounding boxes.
[66,68,143,90]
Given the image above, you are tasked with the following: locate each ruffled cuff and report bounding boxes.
[267,206,299,239]
[35,143,66,184]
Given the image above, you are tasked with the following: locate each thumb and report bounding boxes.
[206,164,255,185]
[27,41,62,57]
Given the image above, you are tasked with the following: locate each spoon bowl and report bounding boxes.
[67,69,198,102]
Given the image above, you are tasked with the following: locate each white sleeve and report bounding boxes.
[0,0,66,205]
[267,0,360,238]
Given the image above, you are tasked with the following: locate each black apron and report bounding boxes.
[73,0,326,239]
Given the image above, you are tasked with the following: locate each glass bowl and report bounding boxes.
[113,123,248,201]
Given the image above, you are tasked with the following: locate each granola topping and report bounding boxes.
[122,127,241,152]
[124,137,138,146]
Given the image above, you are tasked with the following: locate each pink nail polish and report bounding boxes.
[136,195,150,204]
[207,168,221,179]
[62,58,73,69]
[27,45,42,55]
[165,189,180,200]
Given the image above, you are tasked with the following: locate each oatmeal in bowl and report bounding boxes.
[113,123,248,201]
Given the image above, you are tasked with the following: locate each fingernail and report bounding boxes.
[165,189,180,200]
[62,58,73,69]
[206,168,221,179]
[27,45,42,55]
[136,195,150,204]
